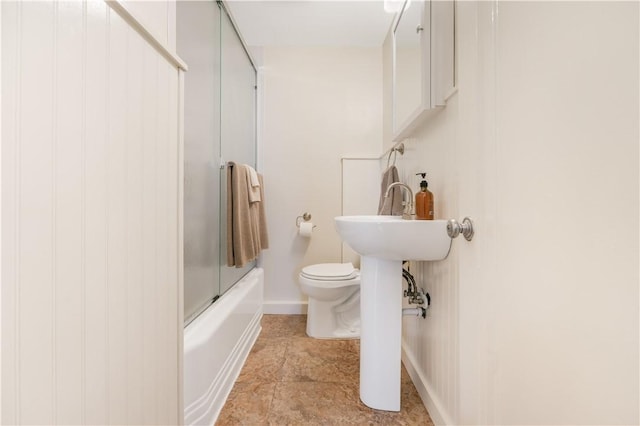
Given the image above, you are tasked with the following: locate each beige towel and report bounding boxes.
[377,165,404,215]
[255,174,269,249]
[246,165,261,203]
[226,163,269,268]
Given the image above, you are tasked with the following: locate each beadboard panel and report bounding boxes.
[1,1,182,424]
[387,2,638,424]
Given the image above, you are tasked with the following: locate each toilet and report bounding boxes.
[299,262,361,339]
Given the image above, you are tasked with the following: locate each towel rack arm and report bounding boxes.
[385,142,405,168]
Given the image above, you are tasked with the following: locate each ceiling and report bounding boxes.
[225,1,396,48]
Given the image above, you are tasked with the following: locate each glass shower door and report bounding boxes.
[219,6,258,295]
[179,1,258,323]
[179,1,222,322]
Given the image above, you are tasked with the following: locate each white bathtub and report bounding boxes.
[183,268,264,426]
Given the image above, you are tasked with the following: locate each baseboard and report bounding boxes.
[401,341,454,426]
[263,300,308,314]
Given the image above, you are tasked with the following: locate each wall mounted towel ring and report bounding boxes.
[386,143,405,168]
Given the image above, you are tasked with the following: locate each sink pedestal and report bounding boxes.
[333,216,451,412]
[359,256,402,412]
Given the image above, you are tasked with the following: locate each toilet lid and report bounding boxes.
[301,263,358,281]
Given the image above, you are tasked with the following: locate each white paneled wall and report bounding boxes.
[120,0,176,50]
[383,1,639,425]
[2,1,183,424]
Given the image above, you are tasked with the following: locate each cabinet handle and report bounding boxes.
[416,25,424,34]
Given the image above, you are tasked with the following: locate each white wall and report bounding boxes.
[260,47,382,313]
[341,158,382,266]
[387,1,639,425]
[2,1,184,424]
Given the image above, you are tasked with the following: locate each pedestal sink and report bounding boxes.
[334,215,451,411]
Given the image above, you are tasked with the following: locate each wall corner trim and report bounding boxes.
[105,0,188,71]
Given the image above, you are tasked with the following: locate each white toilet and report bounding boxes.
[299,262,361,339]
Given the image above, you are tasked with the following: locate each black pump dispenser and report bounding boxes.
[416,172,428,191]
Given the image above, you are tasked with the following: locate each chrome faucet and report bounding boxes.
[384,182,415,220]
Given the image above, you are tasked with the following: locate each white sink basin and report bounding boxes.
[333,215,452,411]
[334,215,451,261]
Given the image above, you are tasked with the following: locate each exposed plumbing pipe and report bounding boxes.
[402,307,426,318]
[402,266,417,297]
[402,264,429,318]
[412,288,431,306]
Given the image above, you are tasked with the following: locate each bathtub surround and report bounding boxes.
[177,3,265,425]
[183,268,263,426]
[384,2,639,425]
[2,1,184,423]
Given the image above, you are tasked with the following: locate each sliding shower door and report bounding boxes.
[179,1,222,322]
[219,7,257,295]
[179,1,257,323]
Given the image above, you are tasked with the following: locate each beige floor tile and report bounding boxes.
[237,336,288,383]
[279,338,360,383]
[216,381,276,426]
[371,380,433,425]
[260,314,307,338]
[267,381,375,425]
[217,315,433,426]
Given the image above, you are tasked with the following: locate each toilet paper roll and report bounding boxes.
[299,222,314,238]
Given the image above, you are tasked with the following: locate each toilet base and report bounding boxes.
[306,289,360,339]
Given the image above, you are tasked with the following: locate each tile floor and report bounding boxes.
[216,314,434,425]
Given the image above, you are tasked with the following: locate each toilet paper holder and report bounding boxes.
[296,212,316,229]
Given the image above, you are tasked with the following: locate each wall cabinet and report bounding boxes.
[392,0,454,141]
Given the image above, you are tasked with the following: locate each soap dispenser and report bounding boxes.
[415,172,434,220]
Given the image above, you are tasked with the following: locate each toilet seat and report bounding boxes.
[300,263,358,281]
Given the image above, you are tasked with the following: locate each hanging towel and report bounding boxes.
[247,165,260,188]
[377,165,404,215]
[246,165,261,203]
[255,174,269,249]
[226,162,269,268]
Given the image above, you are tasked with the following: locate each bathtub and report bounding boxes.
[183,267,264,426]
